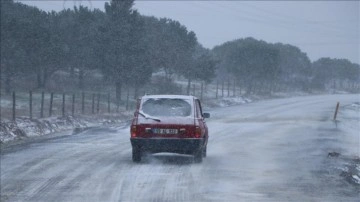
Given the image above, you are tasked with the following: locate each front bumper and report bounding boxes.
[130,138,204,155]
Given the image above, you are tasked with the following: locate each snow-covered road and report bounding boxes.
[1,94,359,201]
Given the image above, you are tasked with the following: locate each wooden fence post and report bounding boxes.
[49,93,53,117]
[62,93,65,117]
[107,93,110,113]
[216,81,218,99]
[227,80,230,97]
[233,80,236,97]
[92,93,95,114]
[222,81,224,97]
[239,82,242,96]
[333,102,340,121]
[97,93,100,114]
[0,91,1,121]
[29,91,32,119]
[81,92,85,114]
[40,91,44,118]
[72,94,75,116]
[12,91,16,121]
[116,98,119,113]
[126,88,130,110]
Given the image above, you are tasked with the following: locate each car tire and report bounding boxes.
[194,150,203,163]
[202,146,207,158]
[132,147,141,162]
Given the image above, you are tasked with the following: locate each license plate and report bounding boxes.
[153,128,178,134]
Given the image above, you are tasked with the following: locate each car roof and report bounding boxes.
[141,94,198,100]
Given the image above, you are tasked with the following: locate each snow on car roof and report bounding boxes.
[141,94,198,100]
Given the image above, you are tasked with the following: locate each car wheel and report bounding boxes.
[194,150,203,163]
[202,146,207,158]
[132,147,141,162]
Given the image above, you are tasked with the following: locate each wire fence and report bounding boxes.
[0,91,137,121]
[0,80,248,121]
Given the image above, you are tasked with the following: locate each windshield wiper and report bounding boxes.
[138,111,161,122]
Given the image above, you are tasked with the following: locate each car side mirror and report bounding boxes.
[203,112,210,118]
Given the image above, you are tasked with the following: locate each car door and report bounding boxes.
[195,99,208,143]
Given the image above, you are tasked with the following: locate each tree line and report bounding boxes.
[1,0,216,100]
[213,37,360,94]
[1,0,359,100]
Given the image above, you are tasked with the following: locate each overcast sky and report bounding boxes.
[19,0,359,64]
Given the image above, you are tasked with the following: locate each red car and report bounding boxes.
[130,95,210,163]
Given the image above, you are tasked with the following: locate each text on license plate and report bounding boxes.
[153,128,178,134]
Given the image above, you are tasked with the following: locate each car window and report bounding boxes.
[195,99,202,118]
[141,98,192,117]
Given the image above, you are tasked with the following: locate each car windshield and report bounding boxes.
[141,98,192,117]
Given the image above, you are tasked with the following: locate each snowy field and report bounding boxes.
[1,94,359,201]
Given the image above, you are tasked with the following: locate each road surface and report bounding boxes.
[1,94,359,201]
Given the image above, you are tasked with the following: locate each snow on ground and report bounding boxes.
[0,113,132,144]
[334,101,360,186]
[1,94,359,202]
[208,96,251,108]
